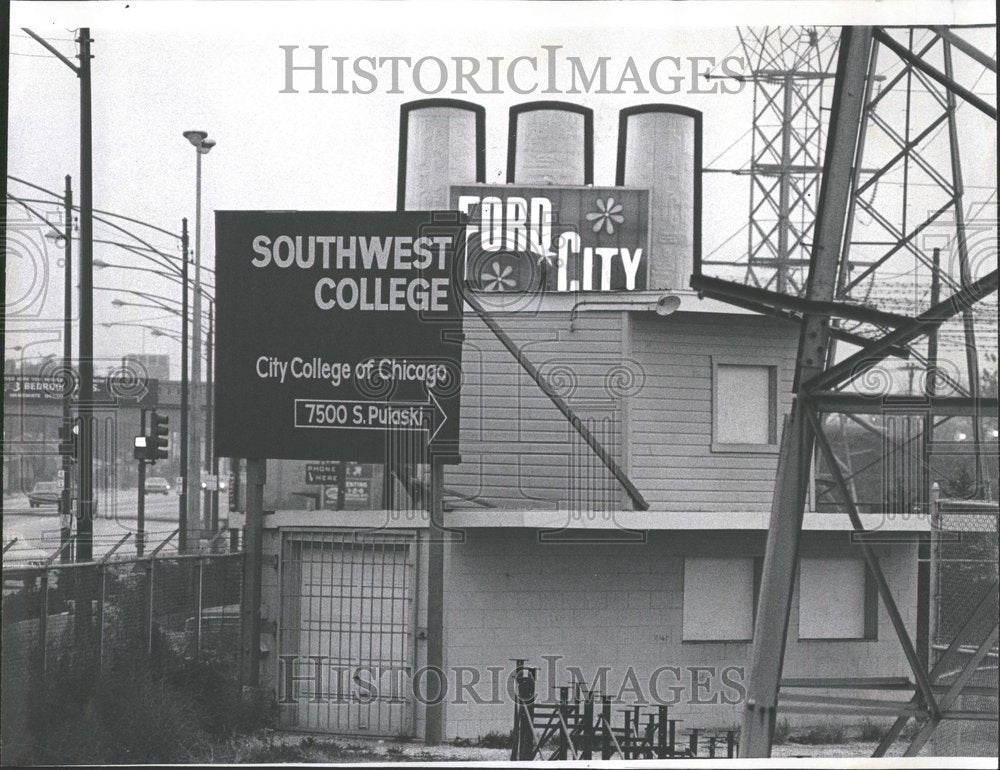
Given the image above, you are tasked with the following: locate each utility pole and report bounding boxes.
[21,27,94,561]
[60,175,74,562]
[179,218,190,552]
[76,27,95,563]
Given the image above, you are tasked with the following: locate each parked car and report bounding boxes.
[28,481,61,508]
[145,477,171,495]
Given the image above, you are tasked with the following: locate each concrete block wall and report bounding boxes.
[442,528,919,740]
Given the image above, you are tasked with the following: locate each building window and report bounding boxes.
[682,557,755,641]
[798,557,878,640]
[712,361,778,452]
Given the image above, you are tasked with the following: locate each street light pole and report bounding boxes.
[183,130,215,545]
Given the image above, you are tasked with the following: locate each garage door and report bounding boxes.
[279,530,416,736]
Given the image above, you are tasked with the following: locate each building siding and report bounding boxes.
[629,313,798,511]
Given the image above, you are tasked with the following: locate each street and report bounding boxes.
[3,489,195,564]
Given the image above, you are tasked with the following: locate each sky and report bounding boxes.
[5,0,998,381]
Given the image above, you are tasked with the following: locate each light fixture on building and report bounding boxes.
[569,293,681,331]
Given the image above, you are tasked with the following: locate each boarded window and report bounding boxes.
[682,557,754,641]
[799,557,875,639]
[713,363,777,448]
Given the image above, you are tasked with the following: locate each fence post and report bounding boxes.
[195,556,204,658]
[510,659,525,760]
[147,552,156,656]
[96,565,106,671]
[928,483,941,667]
[524,667,537,758]
[38,568,50,678]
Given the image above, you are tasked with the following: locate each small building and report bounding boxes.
[238,294,929,739]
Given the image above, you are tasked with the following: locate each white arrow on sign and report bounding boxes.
[295,390,449,441]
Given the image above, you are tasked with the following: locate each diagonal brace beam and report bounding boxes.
[873,581,999,756]
[873,28,997,119]
[809,408,941,718]
[930,26,997,73]
[904,625,1000,756]
[463,290,649,511]
[806,269,999,393]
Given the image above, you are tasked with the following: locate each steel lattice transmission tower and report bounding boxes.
[738,26,841,294]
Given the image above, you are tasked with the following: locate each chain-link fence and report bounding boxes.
[2,539,244,763]
[928,498,999,757]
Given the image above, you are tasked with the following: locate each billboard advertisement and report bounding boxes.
[214,211,465,463]
[451,184,649,294]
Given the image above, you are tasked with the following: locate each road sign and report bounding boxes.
[215,211,464,462]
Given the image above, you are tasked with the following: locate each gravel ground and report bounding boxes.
[232,732,910,762]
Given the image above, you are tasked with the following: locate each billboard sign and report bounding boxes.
[451,185,649,293]
[215,211,464,463]
[3,373,159,405]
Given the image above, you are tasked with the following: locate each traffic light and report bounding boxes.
[150,411,169,462]
[133,411,169,463]
[58,422,80,461]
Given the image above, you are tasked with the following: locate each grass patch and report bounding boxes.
[790,725,847,745]
[475,730,513,749]
[3,649,274,766]
[772,718,793,745]
[858,719,890,742]
[452,730,512,749]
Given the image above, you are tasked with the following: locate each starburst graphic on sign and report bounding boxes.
[482,261,516,291]
[586,197,625,235]
[529,238,559,268]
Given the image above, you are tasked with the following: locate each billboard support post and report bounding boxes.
[240,458,265,691]
[424,459,446,745]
